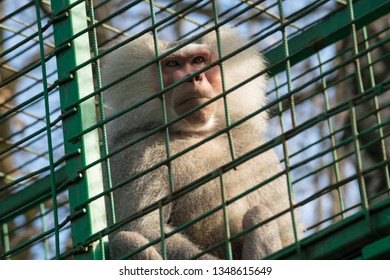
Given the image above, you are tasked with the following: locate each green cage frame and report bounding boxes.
[1,0,389,260]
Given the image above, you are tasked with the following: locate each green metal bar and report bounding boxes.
[50,0,107,259]
[0,1,388,262]
[54,0,202,91]
[79,133,390,259]
[0,22,52,59]
[69,69,389,216]
[149,0,172,259]
[348,0,365,96]
[0,50,58,88]
[65,22,388,145]
[0,22,54,52]
[87,0,116,228]
[86,0,114,259]
[64,0,390,146]
[0,92,45,122]
[38,203,50,259]
[219,173,233,260]
[212,0,237,163]
[266,0,390,76]
[277,0,297,129]
[149,0,175,194]
[266,197,390,259]
[178,3,226,40]
[257,20,388,118]
[0,144,70,193]
[0,65,57,108]
[35,0,60,258]
[153,1,206,32]
[361,235,390,259]
[0,168,67,223]
[0,2,34,24]
[361,26,390,193]
[277,0,300,251]
[1,223,10,259]
[2,206,84,259]
[290,115,390,186]
[1,37,55,78]
[285,162,390,250]
[1,18,35,45]
[159,201,167,260]
[347,0,369,213]
[0,141,63,189]
[317,51,345,219]
[350,103,369,206]
[51,21,385,198]
[274,73,301,253]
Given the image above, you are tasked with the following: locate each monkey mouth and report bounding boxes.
[176,97,210,109]
[174,97,212,119]
[174,97,216,127]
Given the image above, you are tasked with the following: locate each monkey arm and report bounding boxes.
[110,146,218,260]
[112,202,218,260]
[242,205,283,259]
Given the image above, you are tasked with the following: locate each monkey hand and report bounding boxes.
[242,206,283,259]
[110,231,163,260]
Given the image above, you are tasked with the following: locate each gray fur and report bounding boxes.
[102,28,300,260]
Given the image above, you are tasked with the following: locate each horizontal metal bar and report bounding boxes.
[0,167,68,223]
[265,0,390,76]
[267,197,390,259]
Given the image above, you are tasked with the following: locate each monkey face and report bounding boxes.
[161,46,222,130]
[103,30,268,138]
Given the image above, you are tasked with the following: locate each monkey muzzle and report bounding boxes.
[173,82,217,127]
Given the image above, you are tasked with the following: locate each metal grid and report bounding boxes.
[0,0,389,260]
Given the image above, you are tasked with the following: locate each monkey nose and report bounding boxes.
[185,73,202,82]
[194,74,203,82]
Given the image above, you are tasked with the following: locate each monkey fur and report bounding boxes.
[102,27,300,260]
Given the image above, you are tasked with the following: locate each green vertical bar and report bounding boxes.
[361,26,390,193]
[51,0,107,259]
[274,75,300,251]
[276,0,300,252]
[211,0,237,163]
[159,201,167,260]
[149,0,175,194]
[275,2,301,248]
[219,174,233,260]
[317,52,345,220]
[1,223,10,260]
[35,0,60,258]
[347,0,369,210]
[87,0,116,226]
[38,203,50,259]
[148,1,172,259]
[277,0,297,129]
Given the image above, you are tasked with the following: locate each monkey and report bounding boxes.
[101,27,300,260]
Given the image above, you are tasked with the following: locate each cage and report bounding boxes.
[0,0,389,260]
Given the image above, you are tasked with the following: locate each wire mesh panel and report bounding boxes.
[1,0,389,260]
[0,1,67,259]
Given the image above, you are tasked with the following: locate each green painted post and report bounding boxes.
[50,0,108,259]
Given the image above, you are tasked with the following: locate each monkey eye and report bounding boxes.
[165,60,180,67]
[193,56,205,64]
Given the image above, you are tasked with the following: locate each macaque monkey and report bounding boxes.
[102,27,299,260]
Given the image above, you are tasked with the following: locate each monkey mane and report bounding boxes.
[200,27,269,134]
[102,27,269,140]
